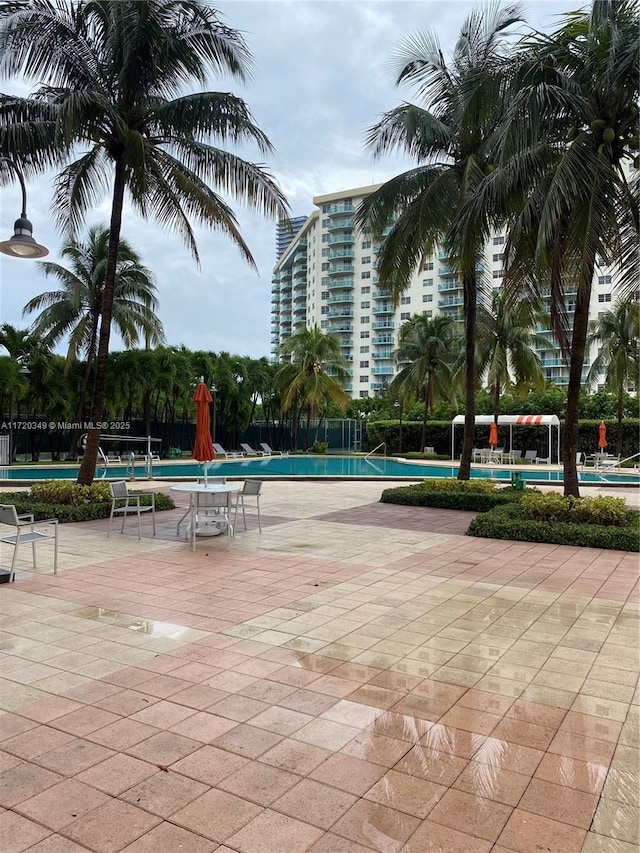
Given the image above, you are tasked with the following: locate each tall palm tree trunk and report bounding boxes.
[77,161,125,485]
[616,390,624,457]
[458,270,477,479]
[69,325,98,459]
[421,385,428,453]
[562,274,593,498]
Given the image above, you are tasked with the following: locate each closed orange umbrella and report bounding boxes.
[192,381,215,482]
[489,421,499,449]
[598,421,608,450]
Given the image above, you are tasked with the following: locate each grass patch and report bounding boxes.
[467,502,639,552]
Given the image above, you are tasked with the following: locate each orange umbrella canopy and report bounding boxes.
[192,382,215,462]
[489,421,499,448]
[598,421,608,449]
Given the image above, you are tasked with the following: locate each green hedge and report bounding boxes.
[366,418,640,458]
[380,481,522,512]
[467,503,640,552]
[0,491,174,523]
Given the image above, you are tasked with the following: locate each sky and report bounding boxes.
[0,0,570,360]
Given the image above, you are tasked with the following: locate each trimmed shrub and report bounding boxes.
[380,479,522,512]
[520,492,629,526]
[467,503,639,552]
[0,488,174,523]
[30,481,112,506]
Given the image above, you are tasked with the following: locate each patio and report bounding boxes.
[0,480,638,853]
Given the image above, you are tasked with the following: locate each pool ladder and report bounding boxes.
[365,442,386,459]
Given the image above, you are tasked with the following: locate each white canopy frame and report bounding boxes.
[451,415,561,464]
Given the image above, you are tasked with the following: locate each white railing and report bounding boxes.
[365,442,387,459]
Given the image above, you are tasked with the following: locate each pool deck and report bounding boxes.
[0,480,638,853]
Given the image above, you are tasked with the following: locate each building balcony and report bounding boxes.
[372,320,395,330]
[372,351,393,360]
[372,304,394,315]
[438,281,462,293]
[328,233,354,245]
[372,290,392,300]
[327,217,353,230]
[438,266,455,277]
[438,297,464,308]
[327,248,355,260]
[326,294,354,305]
[327,264,355,275]
[293,266,307,278]
[371,366,394,376]
[339,338,353,347]
[327,309,353,318]
[293,304,306,315]
[326,278,354,290]
[327,322,353,332]
[327,203,354,215]
[372,335,394,345]
[540,357,568,367]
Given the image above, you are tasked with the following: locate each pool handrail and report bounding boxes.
[366,442,386,459]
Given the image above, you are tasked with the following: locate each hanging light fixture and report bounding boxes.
[0,157,49,259]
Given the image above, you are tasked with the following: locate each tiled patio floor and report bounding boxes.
[0,480,638,852]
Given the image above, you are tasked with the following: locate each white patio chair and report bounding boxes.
[188,490,234,550]
[523,450,538,463]
[213,443,241,458]
[260,443,284,456]
[0,504,58,581]
[233,480,263,533]
[176,477,226,536]
[108,480,155,539]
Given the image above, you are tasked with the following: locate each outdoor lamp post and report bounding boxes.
[394,400,403,453]
[0,158,49,259]
[210,381,217,445]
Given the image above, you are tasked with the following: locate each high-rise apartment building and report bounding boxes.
[271,184,616,398]
[276,216,308,260]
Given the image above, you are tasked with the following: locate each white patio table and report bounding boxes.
[170,483,240,550]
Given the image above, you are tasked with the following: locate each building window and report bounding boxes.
[360,376,369,383]
[361,301,370,309]
[360,360,369,368]
[360,331,370,339]
[400,296,411,304]
[493,235,505,245]
[359,390,369,398]
[361,316,370,323]
[321,291,328,300]
[322,204,329,213]
[322,218,330,227]
[321,277,329,285]
[493,253,504,262]
[321,262,329,271]
[422,261,434,271]
[321,247,329,256]
[362,240,371,249]
[598,275,612,285]
[422,278,433,286]
[493,270,503,279]
[320,320,328,329]
[401,312,411,320]
[361,286,370,294]
[360,346,369,353]
[362,256,371,264]
[321,306,328,315]
[425,310,433,318]
[422,294,433,302]
[322,233,329,242]
[598,292,612,302]
[361,271,371,279]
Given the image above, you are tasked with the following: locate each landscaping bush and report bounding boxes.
[380,479,523,512]
[311,441,329,454]
[467,502,639,552]
[520,492,629,526]
[31,481,112,506]
[0,487,174,523]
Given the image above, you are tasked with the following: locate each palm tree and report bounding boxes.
[23,226,164,455]
[391,313,456,452]
[586,297,640,455]
[355,3,523,479]
[475,290,545,425]
[496,0,639,495]
[278,326,350,450]
[0,0,288,484]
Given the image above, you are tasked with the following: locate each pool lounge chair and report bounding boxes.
[240,443,263,457]
[260,443,284,456]
[213,443,241,458]
[523,450,538,463]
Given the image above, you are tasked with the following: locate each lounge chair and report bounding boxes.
[213,443,241,458]
[260,443,284,456]
[240,443,263,456]
[523,450,538,463]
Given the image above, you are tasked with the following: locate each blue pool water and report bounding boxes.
[0,455,637,484]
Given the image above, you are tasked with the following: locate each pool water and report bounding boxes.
[0,455,637,484]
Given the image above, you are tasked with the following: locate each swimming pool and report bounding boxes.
[0,455,637,485]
